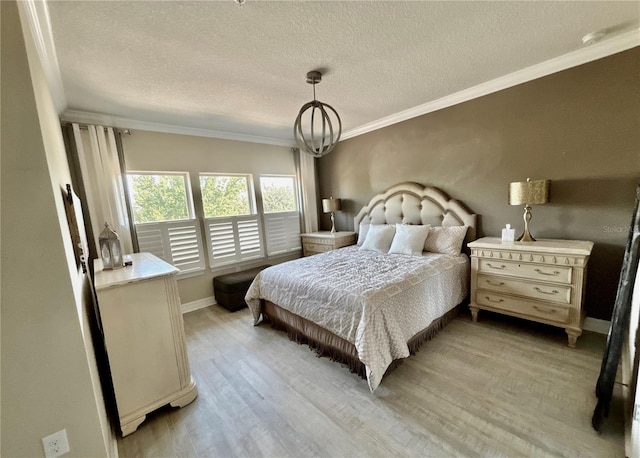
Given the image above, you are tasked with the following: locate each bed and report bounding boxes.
[246,182,477,391]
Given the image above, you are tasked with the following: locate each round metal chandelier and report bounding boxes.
[293,71,342,158]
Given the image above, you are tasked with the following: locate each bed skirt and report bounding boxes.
[261,300,460,381]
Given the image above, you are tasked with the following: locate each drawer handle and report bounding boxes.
[534,287,560,295]
[534,268,561,277]
[484,296,504,304]
[533,305,557,315]
[485,280,505,287]
[486,263,506,270]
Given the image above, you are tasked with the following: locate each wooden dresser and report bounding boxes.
[468,237,593,347]
[94,252,197,436]
[301,231,356,256]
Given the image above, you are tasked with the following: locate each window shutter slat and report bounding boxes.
[168,223,204,272]
[205,215,264,267]
[135,221,205,275]
[135,227,165,259]
[264,211,301,256]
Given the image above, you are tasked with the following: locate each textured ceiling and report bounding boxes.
[47,1,639,144]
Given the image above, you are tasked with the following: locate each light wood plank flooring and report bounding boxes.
[118,305,625,457]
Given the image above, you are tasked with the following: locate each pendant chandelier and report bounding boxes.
[293,71,342,158]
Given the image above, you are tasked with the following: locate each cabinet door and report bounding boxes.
[98,279,182,416]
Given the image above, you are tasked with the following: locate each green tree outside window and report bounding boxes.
[261,176,296,213]
[200,175,251,218]
[128,174,190,223]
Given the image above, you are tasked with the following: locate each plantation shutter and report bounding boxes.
[264,211,301,256]
[134,220,205,274]
[205,215,264,268]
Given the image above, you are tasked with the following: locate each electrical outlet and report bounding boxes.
[42,429,70,458]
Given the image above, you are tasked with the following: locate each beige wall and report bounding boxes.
[122,130,297,304]
[1,2,114,456]
[318,48,640,320]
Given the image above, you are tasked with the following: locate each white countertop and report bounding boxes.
[468,237,594,255]
[301,231,356,237]
[94,252,179,290]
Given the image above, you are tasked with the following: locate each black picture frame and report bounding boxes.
[63,183,88,274]
[592,185,640,431]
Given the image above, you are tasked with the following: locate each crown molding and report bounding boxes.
[29,0,636,149]
[61,110,295,147]
[341,29,640,141]
[17,0,67,114]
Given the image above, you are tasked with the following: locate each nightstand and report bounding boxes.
[301,231,356,256]
[468,237,593,347]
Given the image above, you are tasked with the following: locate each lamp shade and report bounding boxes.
[322,197,341,213]
[509,179,550,206]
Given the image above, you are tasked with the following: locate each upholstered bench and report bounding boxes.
[213,265,270,312]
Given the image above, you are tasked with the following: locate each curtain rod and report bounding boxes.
[61,122,132,135]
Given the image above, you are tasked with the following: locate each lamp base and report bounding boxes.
[518,205,536,242]
[330,212,336,233]
[517,230,536,242]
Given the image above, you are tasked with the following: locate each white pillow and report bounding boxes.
[356,222,370,246]
[389,224,430,256]
[359,224,396,253]
[424,225,468,255]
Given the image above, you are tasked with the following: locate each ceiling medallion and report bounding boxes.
[293,71,342,158]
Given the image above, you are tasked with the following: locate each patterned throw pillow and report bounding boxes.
[388,224,430,256]
[359,224,396,254]
[424,225,468,255]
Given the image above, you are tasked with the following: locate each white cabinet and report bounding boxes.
[301,231,357,256]
[468,237,593,347]
[94,253,197,436]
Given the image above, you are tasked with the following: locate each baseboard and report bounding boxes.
[583,317,611,335]
[181,296,216,314]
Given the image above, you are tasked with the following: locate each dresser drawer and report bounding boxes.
[302,237,333,246]
[476,292,570,324]
[478,259,573,284]
[477,274,572,304]
[304,243,332,253]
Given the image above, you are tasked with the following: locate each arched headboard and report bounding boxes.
[354,182,477,242]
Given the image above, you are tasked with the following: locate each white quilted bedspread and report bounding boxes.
[245,245,469,391]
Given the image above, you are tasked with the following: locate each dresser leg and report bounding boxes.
[565,329,581,348]
[470,306,479,323]
[169,379,198,408]
[121,415,146,437]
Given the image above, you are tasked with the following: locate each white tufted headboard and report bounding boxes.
[353,182,477,243]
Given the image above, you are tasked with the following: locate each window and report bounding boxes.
[200,174,264,268]
[261,176,298,213]
[127,173,192,223]
[126,172,205,276]
[200,174,252,217]
[260,175,301,256]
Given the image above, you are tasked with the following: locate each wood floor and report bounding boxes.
[117,305,625,457]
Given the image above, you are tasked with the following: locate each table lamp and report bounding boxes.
[508,178,550,242]
[322,197,341,233]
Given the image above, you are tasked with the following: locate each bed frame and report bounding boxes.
[262,182,478,382]
[354,181,477,243]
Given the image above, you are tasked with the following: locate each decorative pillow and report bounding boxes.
[424,225,468,255]
[389,224,430,256]
[356,222,370,246]
[359,224,396,253]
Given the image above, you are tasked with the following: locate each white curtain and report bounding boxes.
[294,147,319,233]
[73,123,133,254]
